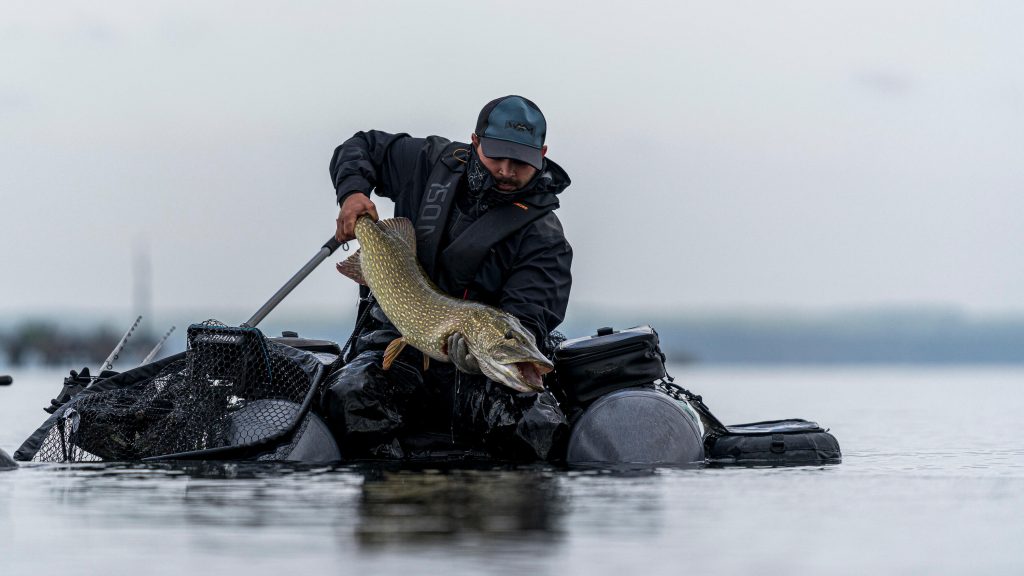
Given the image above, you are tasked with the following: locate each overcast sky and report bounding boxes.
[2,1,1022,327]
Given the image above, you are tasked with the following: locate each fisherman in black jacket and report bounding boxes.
[322,95,572,461]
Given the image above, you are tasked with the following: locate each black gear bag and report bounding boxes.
[704,419,842,465]
[552,325,667,408]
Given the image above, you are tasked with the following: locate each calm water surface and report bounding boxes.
[2,365,1022,575]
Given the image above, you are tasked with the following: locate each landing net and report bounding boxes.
[23,321,324,463]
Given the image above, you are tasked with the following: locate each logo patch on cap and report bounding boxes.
[505,120,535,135]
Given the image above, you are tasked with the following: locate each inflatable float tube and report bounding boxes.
[12,331,836,468]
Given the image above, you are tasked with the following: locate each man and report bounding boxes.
[322,95,573,461]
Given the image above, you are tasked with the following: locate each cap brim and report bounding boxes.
[479,138,544,170]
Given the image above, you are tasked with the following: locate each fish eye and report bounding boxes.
[504,329,514,340]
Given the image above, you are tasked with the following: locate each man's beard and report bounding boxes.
[493,178,519,192]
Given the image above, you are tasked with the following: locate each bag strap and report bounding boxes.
[438,200,551,292]
[658,374,730,435]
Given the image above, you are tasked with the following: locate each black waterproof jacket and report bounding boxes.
[330,130,573,345]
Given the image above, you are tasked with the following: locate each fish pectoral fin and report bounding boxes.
[336,249,366,285]
[382,337,407,370]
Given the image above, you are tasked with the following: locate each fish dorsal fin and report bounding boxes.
[377,217,417,251]
[336,248,366,285]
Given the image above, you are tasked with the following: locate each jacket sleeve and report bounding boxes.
[499,219,573,348]
[329,130,442,206]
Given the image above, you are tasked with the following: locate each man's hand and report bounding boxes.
[447,333,482,374]
[336,192,379,242]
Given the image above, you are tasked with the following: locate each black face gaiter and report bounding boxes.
[466,147,496,195]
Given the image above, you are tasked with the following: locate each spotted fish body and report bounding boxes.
[337,216,552,393]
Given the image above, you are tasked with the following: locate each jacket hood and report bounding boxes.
[517,157,570,209]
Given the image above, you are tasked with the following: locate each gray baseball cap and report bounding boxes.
[475,95,547,170]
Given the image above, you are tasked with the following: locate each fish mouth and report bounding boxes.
[512,361,553,392]
[479,356,553,394]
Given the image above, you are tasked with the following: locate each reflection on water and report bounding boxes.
[355,465,564,546]
[12,460,568,549]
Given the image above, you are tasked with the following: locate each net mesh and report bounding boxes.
[31,321,321,463]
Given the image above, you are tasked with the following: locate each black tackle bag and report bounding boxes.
[552,326,667,408]
[704,419,842,466]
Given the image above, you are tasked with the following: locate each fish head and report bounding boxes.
[465,309,554,394]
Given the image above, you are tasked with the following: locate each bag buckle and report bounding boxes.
[770,434,786,454]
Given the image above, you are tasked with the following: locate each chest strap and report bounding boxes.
[438,200,551,293]
[415,142,468,278]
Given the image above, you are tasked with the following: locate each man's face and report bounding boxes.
[471,134,547,193]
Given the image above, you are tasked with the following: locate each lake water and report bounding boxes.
[2,365,1023,575]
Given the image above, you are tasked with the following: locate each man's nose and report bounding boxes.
[496,159,515,175]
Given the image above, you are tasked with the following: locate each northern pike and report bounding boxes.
[336,215,553,393]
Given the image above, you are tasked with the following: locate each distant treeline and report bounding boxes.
[644,313,1024,365]
[3,309,1024,367]
[0,320,158,368]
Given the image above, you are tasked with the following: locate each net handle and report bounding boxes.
[242,237,344,328]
